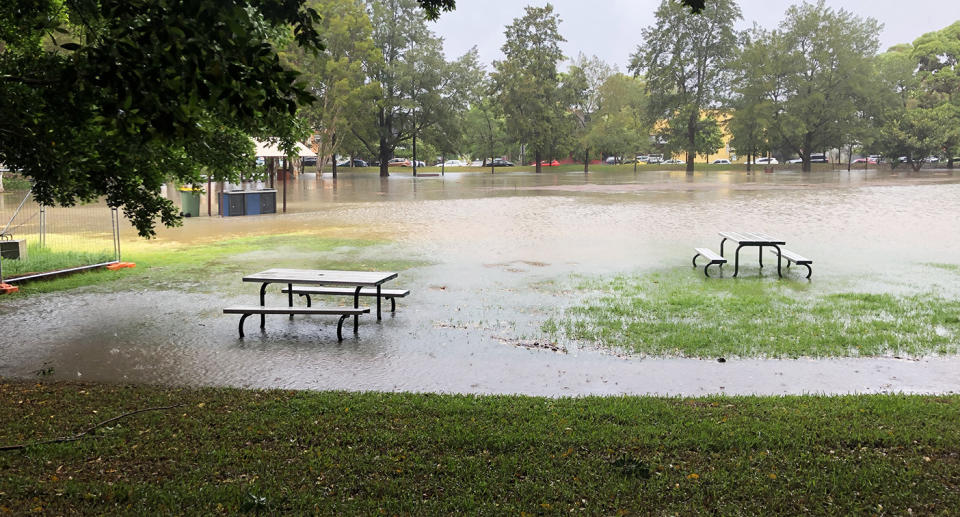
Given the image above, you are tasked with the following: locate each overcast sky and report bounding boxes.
[428,0,960,71]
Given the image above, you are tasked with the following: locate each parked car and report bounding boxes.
[604,156,620,164]
[302,156,318,167]
[662,158,683,164]
[712,159,731,165]
[646,154,664,164]
[491,158,514,167]
[635,155,649,163]
[755,157,778,165]
[387,158,411,167]
[442,159,466,167]
[788,153,828,164]
[529,159,559,166]
[925,156,940,163]
[337,158,367,167]
[852,157,877,164]
[469,160,484,167]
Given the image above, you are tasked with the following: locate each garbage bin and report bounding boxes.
[179,187,201,217]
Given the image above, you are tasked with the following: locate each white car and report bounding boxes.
[755,157,778,165]
[469,160,483,167]
[442,160,466,167]
[712,159,731,165]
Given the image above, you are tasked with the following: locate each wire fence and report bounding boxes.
[0,190,119,284]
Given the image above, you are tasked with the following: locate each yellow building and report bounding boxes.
[657,110,736,163]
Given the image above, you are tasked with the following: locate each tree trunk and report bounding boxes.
[379,136,390,177]
[332,155,338,178]
[412,132,418,177]
[686,111,697,174]
[535,150,542,174]
[948,157,954,169]
[746,152,752,172]
[847,144,852,172]
[801,134,813,173]
[584,148,589,174]
[441,154,445,176]
[912,160,923,172]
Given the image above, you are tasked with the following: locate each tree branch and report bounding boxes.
[0,403,184,452]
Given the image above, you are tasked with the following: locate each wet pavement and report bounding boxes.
[2,167,960,396]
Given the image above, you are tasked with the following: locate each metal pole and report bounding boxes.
[207,178,212,217]
[282,159,287,213]
[111,207,118,262]
[39,207,45,247]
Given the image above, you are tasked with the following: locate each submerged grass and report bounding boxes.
[1,381,959,515]
[546,269,960,358]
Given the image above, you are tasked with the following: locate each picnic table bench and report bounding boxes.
[281,286,410,313]
[691,247,727,277]
[223,268,402,341]
[223,306,369,340]
[768,248,813,278]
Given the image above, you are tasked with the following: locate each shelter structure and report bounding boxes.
[252,139,316,214]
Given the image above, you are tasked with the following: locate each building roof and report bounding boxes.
[253,139,314,158]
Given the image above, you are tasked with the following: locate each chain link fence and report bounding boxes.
[0,190,120,284]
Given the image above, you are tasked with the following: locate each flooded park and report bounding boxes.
[3,167,960,396]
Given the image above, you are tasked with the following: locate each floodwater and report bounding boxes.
[3,167,960,396]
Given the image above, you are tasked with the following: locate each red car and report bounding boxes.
[529,160,560,167]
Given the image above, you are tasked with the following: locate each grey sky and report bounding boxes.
[428,0,960,70]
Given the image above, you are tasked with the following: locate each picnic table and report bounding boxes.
[718,231,785,277]
[243,268,398,333]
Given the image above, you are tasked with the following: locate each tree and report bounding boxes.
[629,0,741,174]
[729,29,775,170]
[564,54,613,172]
[912,21,960,168]
[0,0,453,236]
[492,3,566,174]
[355,0,458,177]
[744,1,881,172]
[874,43,953,171]
[285,0,379,177]
[582,73,650,169]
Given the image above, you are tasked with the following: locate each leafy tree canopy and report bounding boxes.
[0,0,453,236]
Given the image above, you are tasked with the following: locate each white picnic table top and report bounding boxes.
[242,268,398,287]
[718,231,785,245]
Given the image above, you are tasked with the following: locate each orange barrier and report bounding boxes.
[0,283,19,294]
[106,262,136,270]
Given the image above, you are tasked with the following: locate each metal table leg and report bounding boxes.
[758,245,764,268]
[734,244,744,277]
[771,244,783,278]
[259,283,268,329]
[720,238,727,257]
[288,282,294,320]
[353,286,362,333]
[376,284,382,321]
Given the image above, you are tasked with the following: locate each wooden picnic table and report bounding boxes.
[243,268,398,333]
[718,231,786,277]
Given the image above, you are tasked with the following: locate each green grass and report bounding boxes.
[0,243,114,279]
[1,173,32,190]
[3,233,424,296]
[1,381,958,515]
[545,270,960,358]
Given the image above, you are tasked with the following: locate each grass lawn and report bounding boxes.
[2,232,422,296]
[544,269,960,358]
[1,381,958,515]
